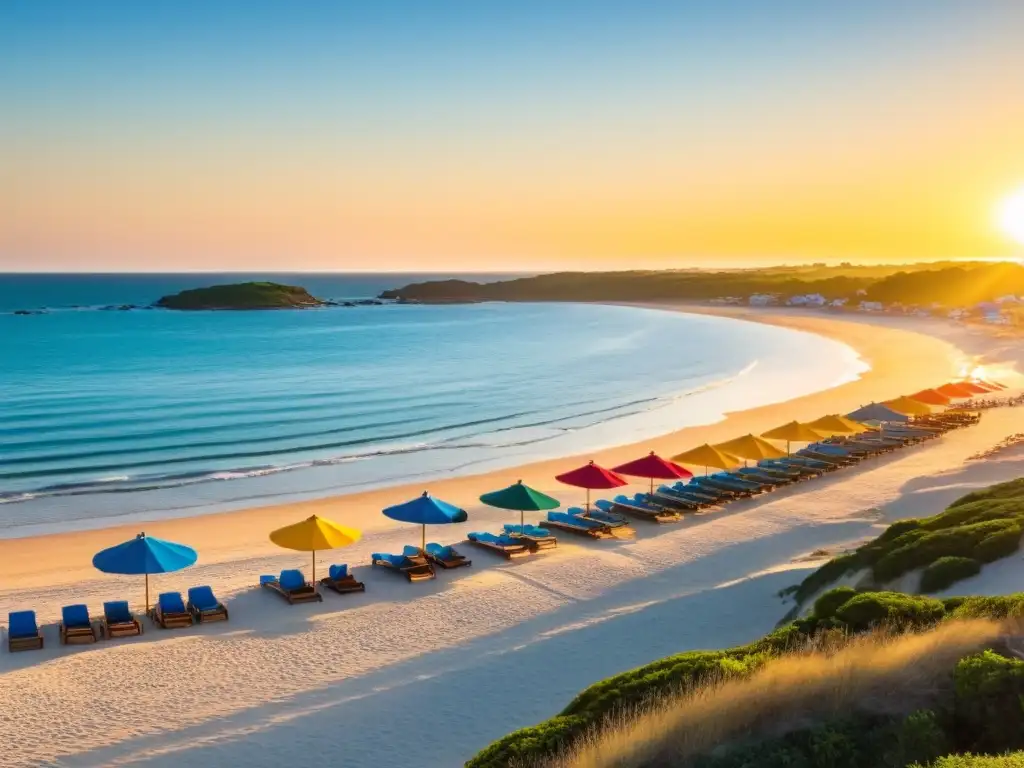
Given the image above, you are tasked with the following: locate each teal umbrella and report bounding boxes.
[479,480,560,530]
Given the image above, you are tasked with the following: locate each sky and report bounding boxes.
[2,1,1024,272]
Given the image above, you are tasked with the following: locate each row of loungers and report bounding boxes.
[6,586,228,652]
[597,418,976,521]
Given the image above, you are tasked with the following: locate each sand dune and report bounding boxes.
[1,308,1022,767]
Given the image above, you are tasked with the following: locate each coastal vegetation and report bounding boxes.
[381,261,1024,306]
[794,478,1024,603]
[467,479,1024,768]
[155,281,325,310]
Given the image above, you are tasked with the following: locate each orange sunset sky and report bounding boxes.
[2,2,1024,272]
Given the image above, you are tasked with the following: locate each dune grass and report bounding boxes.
[917,756,1024,767]
[548,620,1002,768]
[466,592,1024,767]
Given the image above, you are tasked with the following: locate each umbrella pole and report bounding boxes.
[312,550,316,585]
[422,523,426,552]
[649,477,654,495]
[586,488,591,514]
[521,510,525,532]
[145,573,149,613]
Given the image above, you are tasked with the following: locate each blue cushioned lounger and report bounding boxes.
[7,610,44,652]
[466,532,530,559]
[59,604,97,645]
[262,569,322,604]
[320,563,366,595]
[607,494,682,523]
[372,552,436,581]
[153,592,192,628]
[502,523,558,550]
[425,542,471,569]
[187,585,230,621]
[544,511,615,538]
[102,600,142,639]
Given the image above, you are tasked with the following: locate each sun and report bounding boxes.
[998,188,1024,246]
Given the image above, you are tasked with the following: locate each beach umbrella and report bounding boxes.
[672,444,742,475]
[846,403,910,423]
[713,434,787,463]
[760,421,829,455]
[884,396,934,417]
[555,461,628,512]
[957,381,992,394]
[382,491,468,551]
[612,451,693,494]
[909,388,952,406]
[92,532,198,612]
[270,515,362,584]
[806,414,874,435]
[936,382,978,399]
[479,480,560,530]
[979,379,1007,390]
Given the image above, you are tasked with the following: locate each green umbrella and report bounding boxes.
[479,480,560,531]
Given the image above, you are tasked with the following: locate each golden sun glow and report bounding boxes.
[998,188,1024,246]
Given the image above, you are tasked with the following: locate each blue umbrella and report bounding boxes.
[846,403,910,423]
[382,491,468,550]
[92,532,198,611]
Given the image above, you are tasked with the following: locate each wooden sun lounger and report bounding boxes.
[513,533,558,551]
[610,499,682,523]
[262,578,323,604]
[650,491,710,509]
[6,612,44,652]
[152,606,193,629]
[101,614,143,640]
[60,621,98,645]
[372,555,437,581]
[425,546,472,569]
[543,518,615,539]
[319,574,367,595]
[466,537,532,559]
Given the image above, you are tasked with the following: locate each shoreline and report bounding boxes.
[0,304,967,591]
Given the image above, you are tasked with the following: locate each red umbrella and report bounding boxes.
[981,379,1008,390]
[961,380,995,393]
[910,388,952,406]
[555,460,628,512]
[936,382,977,399]
[612,451,694,494]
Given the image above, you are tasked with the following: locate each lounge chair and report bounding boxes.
[606,495,682,523]
[187,585,230,622]
[502,524,558,550]
[466,532,531,558]
[319,564,366,595]
[59,604,98,645]
[425,542,472,569]
[371,552,436,581]
[6,610,43,652]
[152,592,193,629]
[101,600,143,639]
[261,569,323,604]
[544,512,614,539]
[569,505,633,528]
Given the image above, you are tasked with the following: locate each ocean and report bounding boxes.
[0,273,868,537]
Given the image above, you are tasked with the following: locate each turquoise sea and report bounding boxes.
[0,274,868,537]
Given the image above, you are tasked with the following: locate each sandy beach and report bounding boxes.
[2,305,1023,767]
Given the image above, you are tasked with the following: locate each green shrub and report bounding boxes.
[916,754,1024,767]
[944,594,1024,621]
[975,525,1023,562]
[953,651,1024,753]
[795,553,863,604]
[949,477,1024,508]
[920,557,982,593]
[834,592,945,632]
[813,587,859,619]
[872,520,1019,583]
[464,715,588,768]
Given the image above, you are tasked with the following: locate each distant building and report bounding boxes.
[748,293,778,306]
[859,301,884,312]
[787,293,826,307]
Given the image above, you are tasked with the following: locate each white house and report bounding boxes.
[859,301,884,312]
[749,293,778,306]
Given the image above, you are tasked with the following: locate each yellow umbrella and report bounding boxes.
[714,434,787,462]
[269,515,362,584]
[806,414,875,435]
[672,444,743,475]
[884,396,934,417]
[761,421,829,454]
